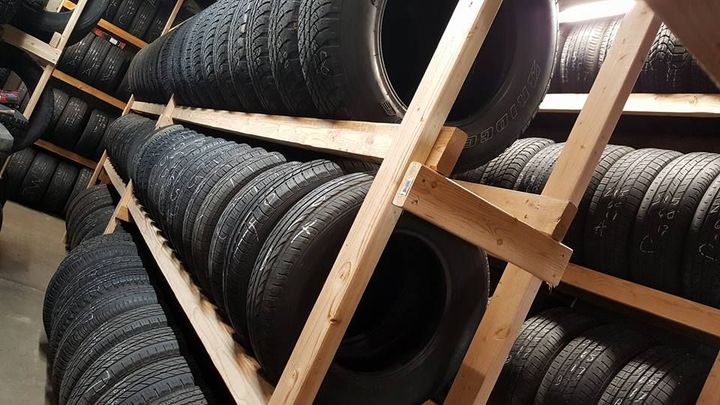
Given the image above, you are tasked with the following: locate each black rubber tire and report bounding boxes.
[69,326,182,405]
[127,0,157,38]
[130,125,191,194]
[247,0,287,113]
[585,149,681,278]
[535,324,652,405]
[481,137,555,189]
[0,106,29,152]
[52,97,89,150]
[0,0,18,24]
[176,14,206,106]
[77,36,113,86]
[113,0,142,30]
[630,153,720,294]
[12,0,109,45]
[211,0,245,110]
[104,0,123,20]
[222,159,344,338]
[228,0,263,111]
[4,147,36,198]
[63,167,93,215]
[143,8,168,41]
[43,161,80,215]
[489,307,597,405]
[92,356,197,404]
[50,89,71,131]
[683,173,720,308]
[190,152,286,293]
[642,25,692,93]
[70,205,117,248]
[200,0,234,109]
[58,304,168,405]
[65,185,116,248]
[247,172,489,403]
[18,151,58,207]
[297,0,558,171]
[558,18,614,93]
[598,346,711,405]
[59,33,95,76]
[184,4,217,108]
[151,385,209,404]
[74,110,112,158]
[96,45,130,94]
[268,0,318,116]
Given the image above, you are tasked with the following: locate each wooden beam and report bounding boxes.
[156,96,176,128]
[131,101,165,116]
[56,0,87,52]
[126,195,273,404]
[563,264,720,338]
[162,0,185,35]
[34,139,97,169]
[456,181,576,240]
[103,158,126,196]
[63,0,147,48]
[23,65,54,119]
[88,151,107,188]
[698,352,720,404]
[270,0,505,403]
[643,0,720,86]
[52,70,126,109]
[445,4,662,404]
[539,93,720,117]
[1,25,61,64]
[122,95,135,116]
[395,163,571,285]
[104,181,133,234]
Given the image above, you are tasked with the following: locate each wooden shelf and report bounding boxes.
[63,1,148,48]
[34,139,97,169]
[539,93,720,117]
[102,158,273,404]
[52,69,126,109]
[1,24,62,65]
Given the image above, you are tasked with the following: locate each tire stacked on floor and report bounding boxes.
[3,147,94,216]
[103,114,491,403]
[551,17,719,93]
[488,306,713,404]
[43,233,220,404]
[465,137,720,309]
[44,88,117,159]
[59,33,132,97]
[127,0,560,171]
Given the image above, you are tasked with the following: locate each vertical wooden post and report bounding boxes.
[55,0,88,52]
[445,3,661,404]
[269,0,505,403]
[162,0,185,35]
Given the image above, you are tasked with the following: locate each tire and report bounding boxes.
[489,307,597,405]
[585,149,681,278]
[144,8,168,41]
[5,148,37,198]
[151,385,209,404]
[641,25,692,93]
[211,0,245,110]
[68,326,182,405]
[130,125,191,194]
[0,106,29,153]
[43,161,80,215]
[70,205,117,248]
[11,0,109,45]
[200,0,234,109]
[104,0,123,20]
[58,304,168,405]
[97,46,130,95]
[77,36,113,86]
[228,0,263,111]
[247,0,287,113]
[18,152,58,207]
[59,33,95,76]
[113,0,142,30]
[52,97,89,150]
[480,138,555,189]
[630,153,720,294]
[177,14,206,106]
[74,110,112,158]
[558,19,613,93]
[535,324,652,404]
[63,167,93,215]
[190,152,286,293]
[297,0,558,171]
[246,173,489,403]
[683,174,720,308]
[598,346,712,405]
[222,159,344,339]
[50,89,70,131]
[268,0,318,116]
[127,0,157,38]
[65,185,116,246]
[0,0,18,24]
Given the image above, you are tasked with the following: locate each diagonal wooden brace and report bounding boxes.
[104,181,134,234]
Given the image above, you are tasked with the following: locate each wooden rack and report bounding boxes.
[89,0,720,403]
[63,0,148,49]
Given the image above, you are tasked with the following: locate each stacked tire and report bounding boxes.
[552,18,718,93]
[465,137,720,309]
[489,306,713,404]
[64,184,120,250]
[127,0,559,171]
[103,0,168,41]
[3,147,93,216]
[43,233,219,404]
[45,88,116,159]
[104,114,491,403]
[59,33,132,97]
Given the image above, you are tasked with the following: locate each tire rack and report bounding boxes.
[88,0,720,404]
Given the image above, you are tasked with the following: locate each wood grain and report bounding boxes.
[52,70,126,109]
[540,93,720,117]
[34,139,97,169]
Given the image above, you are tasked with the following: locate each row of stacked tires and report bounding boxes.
[3,148,93,215]
[459,137,720,308]
[43,232,223,404]
[64,184,121,250]
[103,113,490,403]
[551,17,718,93]
[490,306,713,404]
[127,0,559,170]
[59,32,133,98]
[102,0,169,41]
[43,88,117,160]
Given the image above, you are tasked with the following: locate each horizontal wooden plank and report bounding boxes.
[394,163,571,285]
[131,103,466,174]
[1,24,61,64]
[63,1,147,48]
[52,70,126,109]
[563,263,720,339]
[126,195,273,405]
[539,93,720,117]
[35,139,97,169]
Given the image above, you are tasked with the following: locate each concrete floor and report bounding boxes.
[0,202,66,404]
